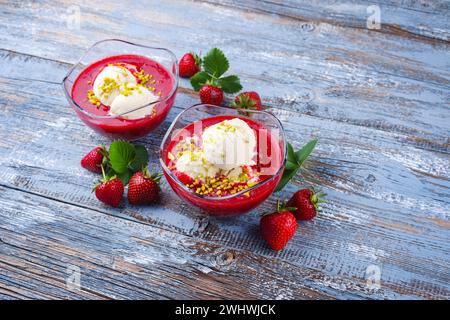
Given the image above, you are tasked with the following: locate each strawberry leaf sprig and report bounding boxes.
[82,141,164,207]
[105,140,149,185]
[275,139,318,192]
[190,48,242,94]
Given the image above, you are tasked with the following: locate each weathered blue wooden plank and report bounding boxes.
[0,0,448,143]
[0,186,347,299]
[203,0,450,41]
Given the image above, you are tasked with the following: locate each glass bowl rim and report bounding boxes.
[61,38,179,119]
[159,103,287,201]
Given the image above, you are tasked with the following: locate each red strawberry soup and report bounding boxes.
[71,54,177,140]
[162,114,285,215]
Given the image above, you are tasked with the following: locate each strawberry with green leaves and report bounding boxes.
[233,91,262,110]
[190,48,242,106]
[128,167,162,205]
[179,52,201,78]
[93,165,124,207]
[260,201,298,251]
[87,140,154,206]
[287,187,327,221]
[199,84,224,105]
[81,146,107,173]
[107,140,149,185]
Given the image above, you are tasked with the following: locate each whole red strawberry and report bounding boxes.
[260,202,298,251]
[128,167,162,205]
[233,91,262,110]
[81,146,106,173]
[179,52,201,78]
[93,166,124,207]
[287,187,326,221]
[199,85,224,106]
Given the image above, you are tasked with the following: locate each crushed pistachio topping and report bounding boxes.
[134,69,152,86]
[217,120,237,132]
[100,77,120,95]
[133,69,159,94]
[119,82,139,96]
[175,136,199,154]
[238,172,249,182]
[188,150,203,162]
[87,90,101,107]
[186,175,253,197]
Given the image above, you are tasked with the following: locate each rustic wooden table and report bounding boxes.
[0,0,449,300]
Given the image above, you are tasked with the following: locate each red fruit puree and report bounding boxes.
[71,54,176,140]
[162,115,285,215]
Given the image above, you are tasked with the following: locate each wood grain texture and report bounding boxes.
[0,0,449,300]
[1,0,448,143]
[0,186,342,299]
[202,0,450,41]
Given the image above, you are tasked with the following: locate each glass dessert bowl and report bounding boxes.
[62,39,178,140]
[160,104,286,216]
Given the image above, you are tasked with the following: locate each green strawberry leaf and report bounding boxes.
[285,160,299,171]
[105,167,116,180]
[217,75,242,94]
[275,167,299,192]
[109,140,136,173]
[275,139,318,192]
[190,71,211,91]
[295,139,317,166]
[287,142,297,164]
[116,169,133,185]
[192,52,202,66]
[203,48,229,78]
[128,145,149,172]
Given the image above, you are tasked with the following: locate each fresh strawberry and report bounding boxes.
[199,85,224,106]
[179,52,201,78]
[93,166,124,207]
[260,202,298,251]
[128,167,162,205]
[233,91,262,110]
[287,187,326,221]
[81,146,106,173]
[173,170,194,186]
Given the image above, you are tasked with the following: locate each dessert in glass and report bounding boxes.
[160,104,286,216]
[62,39,178,140]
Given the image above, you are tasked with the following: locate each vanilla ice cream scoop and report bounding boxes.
[109,84,159,120]
[93,65,137,106]
[176,151,220,179]
[202,118,256,171]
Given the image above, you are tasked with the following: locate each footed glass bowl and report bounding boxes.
[160,104,286,216]
[62,39,178,141]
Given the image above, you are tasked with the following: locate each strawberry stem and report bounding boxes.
[101,164,106,180]
[152,173,163,183]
